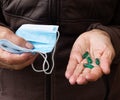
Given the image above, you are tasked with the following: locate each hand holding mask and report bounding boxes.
[0,24,59,74]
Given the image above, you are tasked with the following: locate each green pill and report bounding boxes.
[87,57,93,64]
[95,58,100,65]
[82,51,89,59]
[83,63,94,69]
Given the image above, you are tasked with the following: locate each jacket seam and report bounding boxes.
[14,0,21,14]
[26,0,39,18]
[3,11,49,22]
[3,11,99,24]
[59,18,100,23]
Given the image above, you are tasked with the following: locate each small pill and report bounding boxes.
[82,51,89,59]
[95,58,100,65]
[83,63,94,69]
[87,57,93,64]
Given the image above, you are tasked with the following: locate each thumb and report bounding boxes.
[100,51,112,75]
[10,34,33,49]
[0,26,33,49]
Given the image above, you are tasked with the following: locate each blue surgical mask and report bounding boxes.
[0,24,60,74]
[16,24,59,53]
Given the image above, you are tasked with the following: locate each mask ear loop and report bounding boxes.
[31,31,60,74]
[31,53,49,73]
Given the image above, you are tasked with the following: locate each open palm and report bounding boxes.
[65,29,115,85]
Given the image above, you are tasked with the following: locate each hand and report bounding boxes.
[0,26,37,70]
[65,29,115,85]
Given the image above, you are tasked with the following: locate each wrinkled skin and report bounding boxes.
[0,26,37,70]
[65,29,115,85]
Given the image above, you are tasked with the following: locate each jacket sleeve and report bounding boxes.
[87,1,120,64]
[0,1,8,27]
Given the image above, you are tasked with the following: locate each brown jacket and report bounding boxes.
[0,0,120,100]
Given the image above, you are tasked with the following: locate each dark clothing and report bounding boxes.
[0,0,120,100]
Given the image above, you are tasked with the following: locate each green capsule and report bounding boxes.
[83,63,94,69]
[95,58,100,65]
[87,57,93,64]
[82,51,89,59]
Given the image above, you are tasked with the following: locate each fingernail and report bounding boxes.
[65,72,69,79]
[25,42,33,49]
[69,77,76,85]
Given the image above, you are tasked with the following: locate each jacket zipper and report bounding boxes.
[46,1,59,100]
[48,0,58,24]
[0,69,4,95]
[45,74,51,100]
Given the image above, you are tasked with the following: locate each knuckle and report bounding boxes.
[0,30,9,39]
[0,27,12,39]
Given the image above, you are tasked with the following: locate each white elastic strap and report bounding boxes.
[31,53,49,73]
[31,31,60,74]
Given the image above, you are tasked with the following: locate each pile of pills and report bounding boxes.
[82,51,100,69]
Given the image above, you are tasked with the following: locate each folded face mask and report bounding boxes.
[0,24,60,74]
[16,24,59,53]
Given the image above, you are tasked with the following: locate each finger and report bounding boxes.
[0,26,33,49]
[9,34,33,49]
[0,53,37,70]
[76,74,88,85]
[69,63,84,85]
[76,68,90,84]
[65,50,82,79]
[12,55,37,70]
[0,48,35,65]
[0,57,35,70]
[86,66,103,81]
[100,50,112,74]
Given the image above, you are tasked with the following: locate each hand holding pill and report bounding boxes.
[65,29,115,85]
